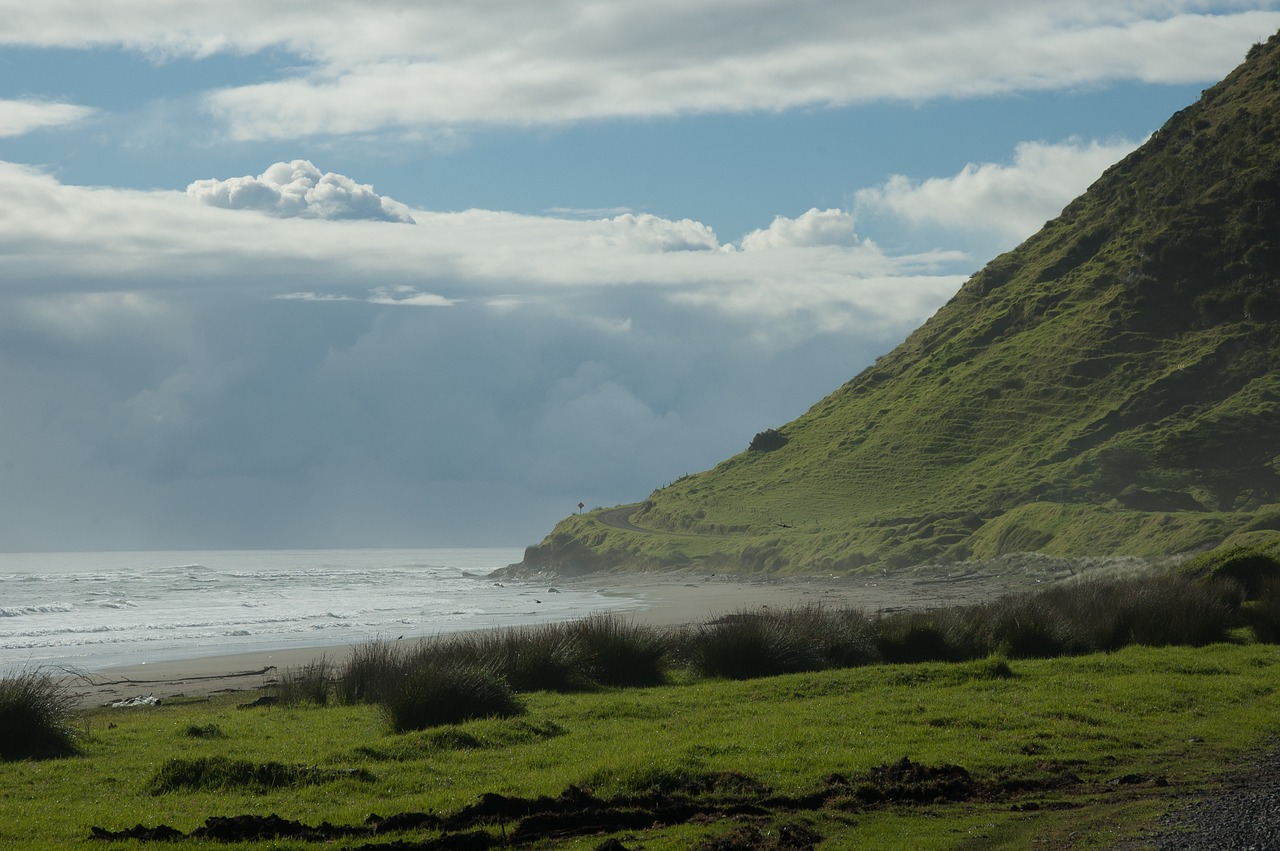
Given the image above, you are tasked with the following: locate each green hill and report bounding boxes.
[518,33,1280,576]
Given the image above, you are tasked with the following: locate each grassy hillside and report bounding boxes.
[520,33,1280,576]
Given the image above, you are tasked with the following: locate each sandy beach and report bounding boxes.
[66,559,1095,708]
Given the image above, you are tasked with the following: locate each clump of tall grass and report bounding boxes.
[148,756,373,793]
[0,667,80,761]
[682,570,1239,680]
[568,613,672,687]
[1241,577,1280,643]
[684,605,875,680]
[445,626,590,693]
[345,614,673,700]
[379,661,524,733]
[328,638,527,730]
[322,570,1242,707]
[333,639,402,705]
[874,611,954,664]
[277,657,333,706]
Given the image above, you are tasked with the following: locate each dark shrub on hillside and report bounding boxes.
[568,614,672,687]
[1183,545,1280,600]
[748,428,788,452]
[0,667,80,761]
[380,661,523,732]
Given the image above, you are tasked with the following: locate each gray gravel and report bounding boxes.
[1148,743,1280,850]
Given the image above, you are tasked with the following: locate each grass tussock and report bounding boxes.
[682,569,1241,679]
[317,614,674,730]
[682,605,872,679]
[277,657,333,706]
[299,566,1256,732]
[182,723,226,739]
[148,756,374,794]
[0,667,80,761]
[1242,577,1280,642]
[569,612,671,687]
[379,661,524,733]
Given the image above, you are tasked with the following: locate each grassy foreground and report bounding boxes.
[4,640,1280,849]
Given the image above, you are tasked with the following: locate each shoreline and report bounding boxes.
[66,558,1130,708]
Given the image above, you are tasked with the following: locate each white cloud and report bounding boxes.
[366,286,456,307]
[854,138,1142,251]
[597,213,721,253]
[2,3,1277,138]
[0,98,95,137]
[741,208,859,251]
[276,287,457,306]
[202,5,1280,139]
[0,159,961,327]
[186,160,415,223]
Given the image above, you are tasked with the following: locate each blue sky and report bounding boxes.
[2,1,1279,552]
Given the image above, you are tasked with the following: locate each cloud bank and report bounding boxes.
[0,129,1155,549]
[187,160,415,223]
[2,3,1277,139]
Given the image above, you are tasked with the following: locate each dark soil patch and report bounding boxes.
[88,757,1093,847]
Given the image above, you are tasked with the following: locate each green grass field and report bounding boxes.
[6,641,1280,849]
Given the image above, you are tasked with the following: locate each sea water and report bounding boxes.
[0,548,644,672]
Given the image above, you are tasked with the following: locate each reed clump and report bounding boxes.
[277,565,1255,727]
[0,666,80,761]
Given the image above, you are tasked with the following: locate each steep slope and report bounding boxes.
[520,34,1280,576]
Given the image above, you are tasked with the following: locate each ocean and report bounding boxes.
[0,548,645,672]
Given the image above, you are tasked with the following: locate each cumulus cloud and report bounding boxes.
[596,213,721,253]
[186,160,416,223]
[854,138,1142,252]
[740,208,860,251]
[0,159,959,327]
[2,3,1276,138]
[0,98,95,137]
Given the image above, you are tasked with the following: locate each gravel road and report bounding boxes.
[1147,742,1280,850]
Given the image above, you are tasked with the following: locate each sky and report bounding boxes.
[2,1,1279,552]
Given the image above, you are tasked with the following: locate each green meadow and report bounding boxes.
[5,641,1280,848]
